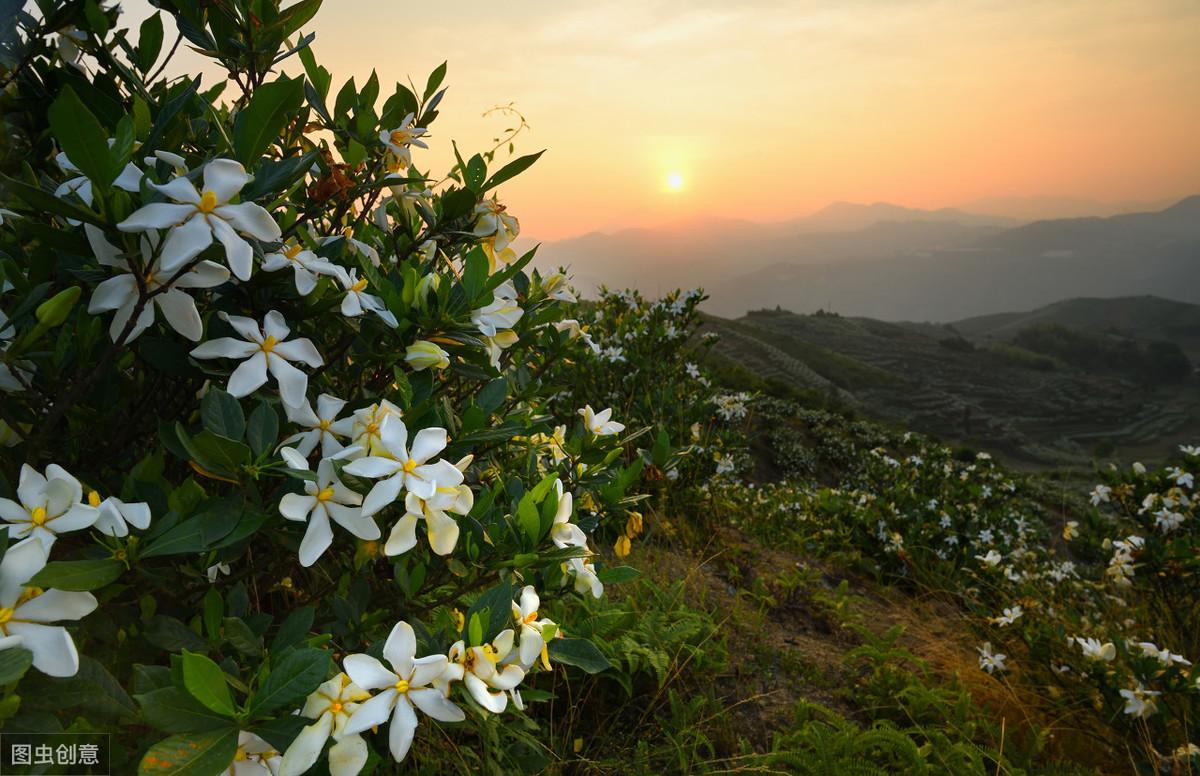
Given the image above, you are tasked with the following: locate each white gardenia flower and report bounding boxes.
[90,492,152,538]
[977,642,1007,674]
[446,629,526,713]
[550,481,586,549]
[261,241,341,295]
[118,158,281,281]
[564,556,604,598]
[379,114,429,171]
[206,562,231,583]
[84,225,229,342]
[1137,642,1192,667]
[343,621,463,764]
[578,406,625,436]
[386,488,472,557]
[55,148,142,210]
[224,732,281,776]
[189,310,322,408]
[1074,637,1117,662]
[280,674,371,776]
[0,538,98,676]
[471,294,523,338]
[278,449,379,567]
[404,340,450,371]
[336,269,398,328]
[511,586,555,670]
[974,549,1003,568]
[1180,444,1200,457]
[282,394,354,458]
[342,416,462,515]
[1168,467,1194,489]
[0,464,98,549]
[540,273,576,303]
[482,330,519,370]
[0,309,33,393]
[1089,484,1112,506]
[472,198,519,269]
[345,400,404,457]
[990,606,1023,627]
[1120,683,1161,718]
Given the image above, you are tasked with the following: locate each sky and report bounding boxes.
[123,0,1200,241]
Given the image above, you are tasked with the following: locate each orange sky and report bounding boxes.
[126,0,1200,240]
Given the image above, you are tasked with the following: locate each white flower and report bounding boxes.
[550,481,586,549]
[343,622,463,764]
[1154,508,1185,534]
[54,26,87,71]
[336,269,398,327]
[1137,642,1192,667]
[974,549,1002,568]
[1074,636,1117,662]
[385,487,472,557]
[481,330,518,370]
[472,198,519,270]
[404,340,450,371]
[118,158,281,281]
[342,416,462,514]
[1180,444,1200,457]
[977,642,1007,674]
[84,225,229,342]
[1169,467,1194,489]
[261,241,341,295]
[578,406,624,436]
[90,493,152,538]
[511,586,554,670]
[279,674,371,776]
[224,732,281,776]
[379,114,429,171]
[540,273,576,303]
[281,394,354,458]
[345,400,404,457]
[1133,462,1146,475]
[278,450,380,567]
[0,538,98,676]
[1089,484,1112,506]
[206,562,231,583]
[189,310,322,408]
[446,629,525,713]
[0,464,98,549]
[564,556,603,598]
[1120,683,1160,718]
[989,606,1023,627]
[316,232,380,267]
[55,147,142,210]
[471,295,523,338]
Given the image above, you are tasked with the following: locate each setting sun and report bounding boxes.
[666,172,684,192]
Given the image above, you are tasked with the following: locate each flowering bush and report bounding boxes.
[0,2,645,773]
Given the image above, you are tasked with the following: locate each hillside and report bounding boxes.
[539,196,1200,321]
[700,301,1200,466]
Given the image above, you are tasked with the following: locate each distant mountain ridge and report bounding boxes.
[537,196,1200,320]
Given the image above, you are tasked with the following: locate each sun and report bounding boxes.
[665,171,684,192]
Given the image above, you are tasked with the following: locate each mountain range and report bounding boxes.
[535,196,1200,321]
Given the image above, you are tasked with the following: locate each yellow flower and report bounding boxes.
[614,534,632,558]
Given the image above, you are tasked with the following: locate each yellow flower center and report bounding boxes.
[402,458,418,473]
[198,190,219,214]
[0,607,13,625]
[482,644,499,664]
[365,422,379,436]
[394,679,410,694]
[284,243,303,260]
[329,700,344,714]
[87,490,101,507]
[260,336,278,353]
[351,277,369,293]
[316,487,335,503]
[390,130,412,145]
[234,747,248,761]
[30,507,47,526]
[523,611,539,625]
[452,608,465,631]
[318,419,332,431]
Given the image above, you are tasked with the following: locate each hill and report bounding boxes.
[700,299,1200,466]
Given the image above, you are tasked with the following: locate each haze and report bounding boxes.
[123,0,1200,242]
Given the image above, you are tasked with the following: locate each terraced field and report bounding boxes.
[702,308,1200,467]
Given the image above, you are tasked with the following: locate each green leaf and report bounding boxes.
[548,637,611,674]
[596,565,642,584]
[270,607,314,654]
[143,76,200,156]
[137,12,164,73]
[141,517,208,558]
[467,613,483,648]
[48,86,116,192]
[276,0,323,37]
[0,175,103,225]
[518,494,541,546]
[233,76,304,166]
[246,401,279,457]
[423,61,447,101]
[466,580,512,645]
[240,150,320,201]
[144,616,207,653]
[202,588,223,641]
[138,728,239,776]
[465,154,486,192]
[221,617,262,656]
[0,647,33,685]
[483,150,544,192]
[200,389,245,441]
[135,686,235,733]
[476,377,507,413]
[190,431,252,475]
[461,246,488,302]
[27,559,124,591]
[181,651,235,716]
[247,648,330,719]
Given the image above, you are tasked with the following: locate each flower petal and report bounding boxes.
[158,215,215,273]
[384,513,418,556]
[279,493,316,522]
[203,159,252,203]
[6,622,78,677]
[84,224,126,268]
[361,475,405,518]
[87,275,137,314]
[343,687,396,734]
[464,672,507,713]
[343,655,398,692]
[273,338,323,369]
[409,655,447,688]
[118,202,196,232]
[409,427,447,466]
[209,215,254,281]
[190,337,258,360]
[424,508,459,556]
[226,352,269,398]
[388,696,418,762]
[279,712,333,776]
[383,621,416,679]
[409,687,465,722]
[327,734,368,776]
[215,201,281,241]
[267,354,308,409]
[0,538,47,607]
[155,290,203,341]
[149,176,202,205]
[172,261,230,289]
[15,589,97,623]
[298,510,333,567]
[343,457,402,479]
[262,310,291,342]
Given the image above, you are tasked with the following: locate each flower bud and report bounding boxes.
[404,340,449,371]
